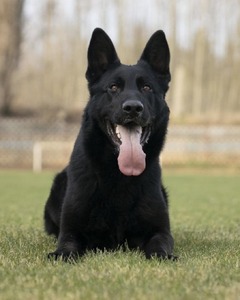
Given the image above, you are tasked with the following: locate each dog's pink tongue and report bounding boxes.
[117,125,146,176]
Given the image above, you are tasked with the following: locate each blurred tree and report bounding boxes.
[8,0,240,121]
[0,0,24,115]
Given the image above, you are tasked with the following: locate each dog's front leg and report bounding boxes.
[136,194,177,261]
[47,192,89,261]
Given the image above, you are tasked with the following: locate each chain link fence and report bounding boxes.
[0,118,240,170]
[0,118,78,170]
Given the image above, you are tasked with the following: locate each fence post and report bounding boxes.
[33,142,42,172]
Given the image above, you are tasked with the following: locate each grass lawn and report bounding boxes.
[0,170,239,300]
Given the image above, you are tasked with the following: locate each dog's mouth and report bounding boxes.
[106,121,151,176]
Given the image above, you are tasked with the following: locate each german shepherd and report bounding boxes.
[44,28,175,261]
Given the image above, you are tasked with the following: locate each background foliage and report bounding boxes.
[0,0,240,122]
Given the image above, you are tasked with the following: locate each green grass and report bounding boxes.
[0,170,239,300]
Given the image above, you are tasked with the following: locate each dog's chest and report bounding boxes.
[84,189,137,243]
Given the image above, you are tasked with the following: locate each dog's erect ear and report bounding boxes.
[86,28,120,83]
[139,30,170,75]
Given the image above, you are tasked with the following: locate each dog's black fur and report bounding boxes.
[44,28,175,261]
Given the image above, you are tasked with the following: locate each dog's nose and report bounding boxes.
[122,100,144,117]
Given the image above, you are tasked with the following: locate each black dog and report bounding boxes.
[44,28,175,261]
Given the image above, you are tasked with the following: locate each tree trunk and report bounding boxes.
[0,0,24,115]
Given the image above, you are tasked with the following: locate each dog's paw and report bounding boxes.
[145,250,178,261]
[166,254,178,261]
[47,251,79,262]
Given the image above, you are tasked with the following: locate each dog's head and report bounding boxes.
[85,28,171,176]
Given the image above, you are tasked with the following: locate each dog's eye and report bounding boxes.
[142,84,152,92]
[109,84,118,92]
